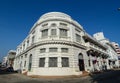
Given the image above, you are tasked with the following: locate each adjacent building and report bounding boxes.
[2,56,8,67]
[93,32,119,68]
[111,42,120,66]
[7,50,16,67]
[83,33,109,71]
[14,12,109,76]
[2,50,16,68]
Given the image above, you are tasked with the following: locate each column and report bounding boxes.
[58,57,61,67]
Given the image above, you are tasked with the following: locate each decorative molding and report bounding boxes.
[16,40,87,56]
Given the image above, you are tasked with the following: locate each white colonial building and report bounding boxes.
[14,12,109,76]
[93,32,119,68]
[83,33,109,71]
[2,50,16,68]
[2,56,8,67]
[111,42,120,66]
[7,50,16,67]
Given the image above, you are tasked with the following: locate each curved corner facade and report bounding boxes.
[14,12,109,76]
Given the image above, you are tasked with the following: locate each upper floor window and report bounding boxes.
[60,23,67,26]
[23,44,25,50]
[90,42,93,46]
[25,54,27,58]
[41,29,48,37]
[49,48,58,52]
[24,61,26,67]
[42,23,48,27]
[60,29,67,37]
[31,36,35,44]
[17,49,19,54]
[21,56,23,59]
[51,29,56,36]
[76,34,81,43]
[20,47,22,53]
[51,23,57,27]
[75,28,81,33]
[27,40,29,47]
[61,48,68,53]
[40,48,46,53]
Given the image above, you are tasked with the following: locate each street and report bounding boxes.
[0,69,120,83]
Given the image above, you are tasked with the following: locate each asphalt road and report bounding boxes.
[0,69,120,83]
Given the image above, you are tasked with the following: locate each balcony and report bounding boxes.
[85,42,108,56]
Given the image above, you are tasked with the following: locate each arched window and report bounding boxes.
[78,53,85,71]
[78,53,83,59]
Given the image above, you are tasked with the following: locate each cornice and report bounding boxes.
[16,40,87,56]
[29,18,84,34]
[83,34,107,50]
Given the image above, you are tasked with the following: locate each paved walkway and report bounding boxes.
[0,69,120,83]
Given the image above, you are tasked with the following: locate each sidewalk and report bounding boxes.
[25,68,120,79]
[29,72,90,79]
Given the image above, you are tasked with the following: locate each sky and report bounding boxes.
[0,0,120,61]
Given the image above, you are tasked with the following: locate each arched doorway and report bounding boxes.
[78,53,85,71]
[28,54,32,71]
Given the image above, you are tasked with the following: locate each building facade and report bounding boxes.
[111,42,120,66]
[7,50,16,67]
[83,33,109,71]
[2,50,16,68]
[93,32,119,68]
[14,12,108,76]
[2,56,8,67]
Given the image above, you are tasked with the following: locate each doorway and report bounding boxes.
[78,53,85,71]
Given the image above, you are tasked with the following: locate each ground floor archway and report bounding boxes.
[78,53,85,71]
